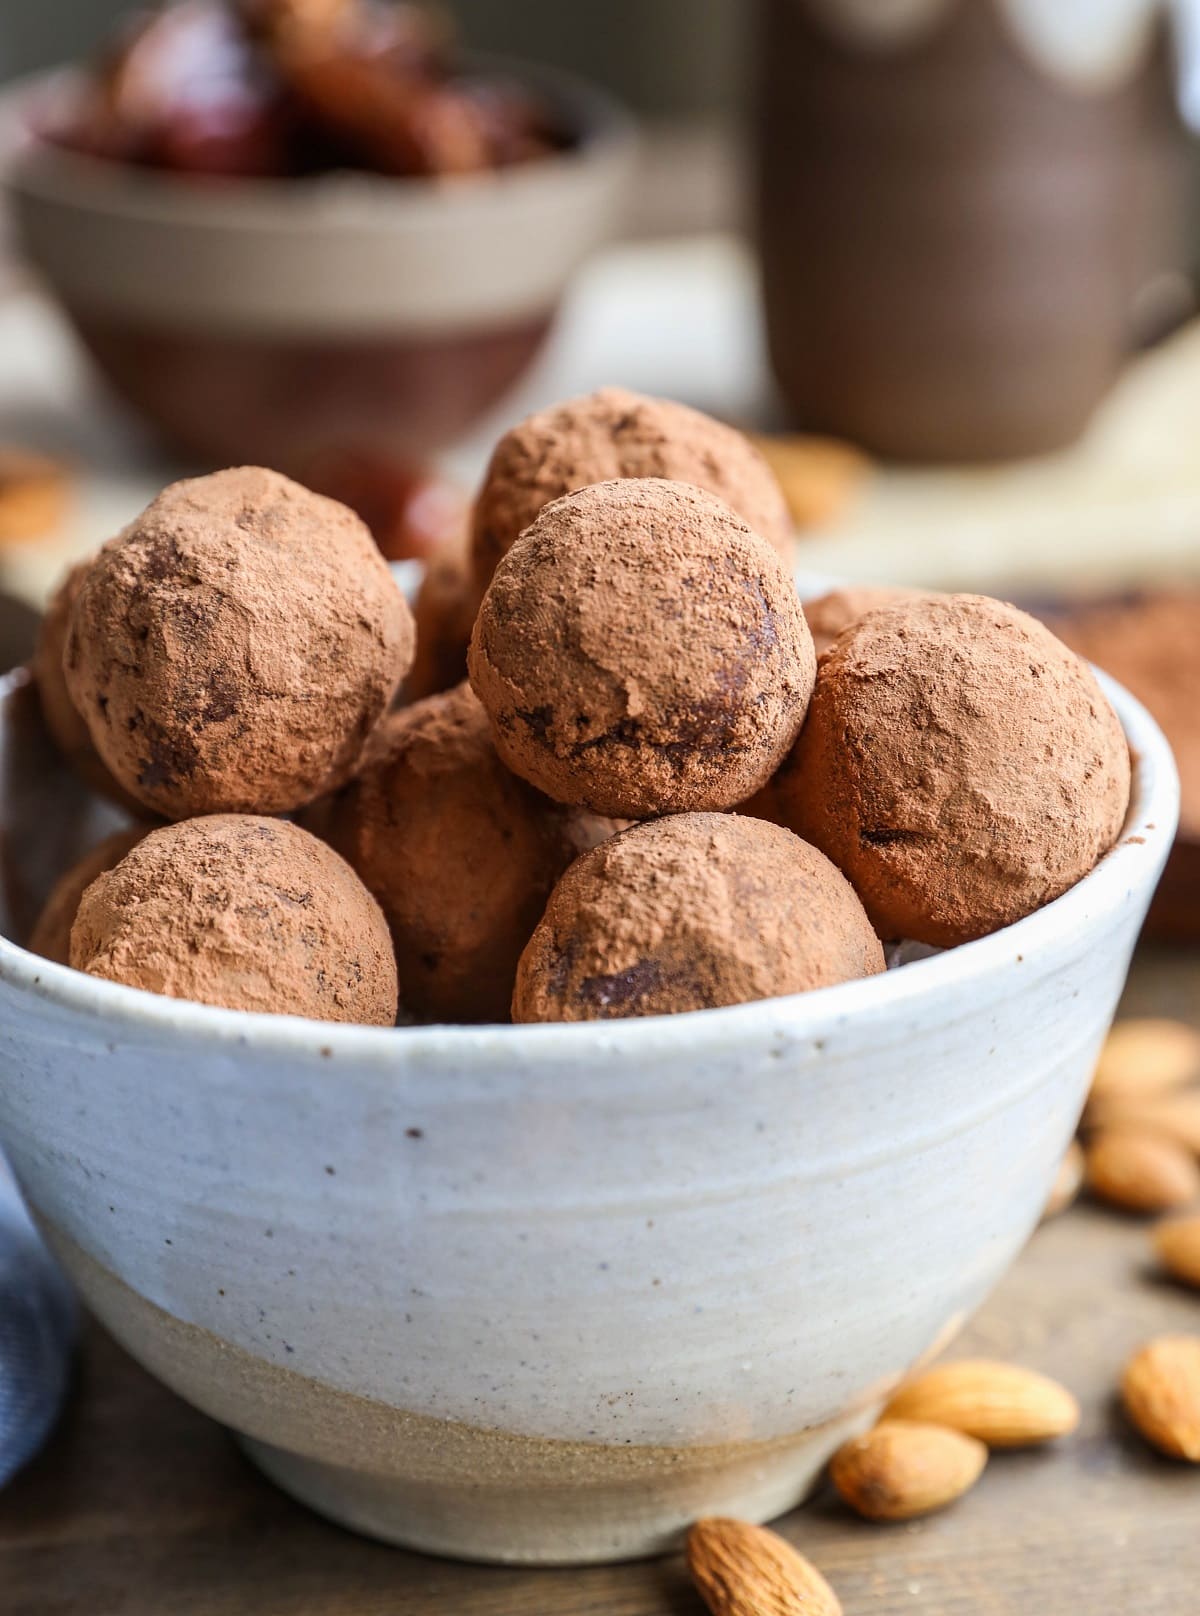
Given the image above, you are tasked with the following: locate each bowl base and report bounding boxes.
[36,1214,882,1569]
[238,1405,872,1565]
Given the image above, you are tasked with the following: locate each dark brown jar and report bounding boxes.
[755,0,1188,461]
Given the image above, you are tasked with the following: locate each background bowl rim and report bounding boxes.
[0,664,1179,1062]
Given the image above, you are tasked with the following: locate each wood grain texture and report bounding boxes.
[4,951,1199,1616]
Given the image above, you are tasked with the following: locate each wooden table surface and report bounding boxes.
[4,950,1200,1616]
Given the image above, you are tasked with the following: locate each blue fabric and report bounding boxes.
[0,1157,76,1485]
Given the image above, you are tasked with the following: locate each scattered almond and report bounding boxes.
[1120,1335,1200,1461]
[882,1359,1079,1448]
[0,447,70,546]
[829,1418,986,1522]
[1043,1139,1085,1218]
[1084,1128,1200,1214]
[1153,1214,1200,1290]
[1090,1019,1200,1101]
[686,1517,842,1616]
[749,433,868,530]
[1085,1091,1200,1155]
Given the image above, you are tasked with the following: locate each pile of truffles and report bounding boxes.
[28,388,1132,1027]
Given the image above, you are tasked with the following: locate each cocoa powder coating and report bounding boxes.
[33,559,144,813]
[405,528,476,701]
[468,478,816,818]
[28,827,148,966]
[513,812,885,1022]
[63,467,415,819]
[743,584,928,824]
[312,683,617,1022]
[804,583,925,656]
[777,594,1132,946]
[71,815,398,1024]
[470,387,793,597]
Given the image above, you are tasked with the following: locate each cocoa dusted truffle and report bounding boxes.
[33,559,144,813]
[312,683,617,1021]
[28,827,148,966]
[469,479,816,819]
[513,812,885,1022]
[470,387,793,597]
[64,467,414,820]
[804,584,925,656]
[71,815,398,1024]
[777,594,1131,946]
[405,528,476,701]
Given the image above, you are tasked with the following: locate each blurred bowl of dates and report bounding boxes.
[0,0,634,472]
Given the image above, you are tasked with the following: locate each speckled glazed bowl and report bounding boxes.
[0,665,1178,1564]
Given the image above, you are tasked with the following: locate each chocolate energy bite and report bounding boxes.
[71,815,398,1024]
[803,583,926,656]
[744,584,929,825]
[28,827,149,966]
[469,478,815,819]
[64,467,414,820]
[311,683,617,1022]
[513,812,884,1022]
[405,529,477,702]
[776,594,1131,947]
[470,386,793,598]
[33,558,145,813]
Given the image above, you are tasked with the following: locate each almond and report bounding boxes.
[1090,1018,1200,1100]
[0,445,70,547]
[686,1518,842,1616]
[1043,1139,1084,1218]
[1084,1128,1200,1214]
[1153,1214,1200,1290]
[1085,1090,1200,1155]
[882,1359,1079,1447]
[749,433,867,530]
[1120,1335,1200,1461]
[829,1418,986,1521]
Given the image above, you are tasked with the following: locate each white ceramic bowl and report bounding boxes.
[0,665,1178,1564]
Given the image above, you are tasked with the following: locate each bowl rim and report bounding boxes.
[0,56,637,224]
[0,663,1179,1063]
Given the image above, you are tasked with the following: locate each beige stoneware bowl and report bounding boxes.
[0,664,1178,1564]
[1,65,633,470]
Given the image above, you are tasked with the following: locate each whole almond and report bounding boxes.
[1043,1139,1084,1218]
[882,1359,1079,1447]
[1085,1090,1200,1155]
[1090,1019,1200,1100]
[687,1518,841,1616]
[1153,1214,1200,1290]
[1084,1128,1200,1214]
[830,1419,986,1521]
[1120,1335,1200,1461]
